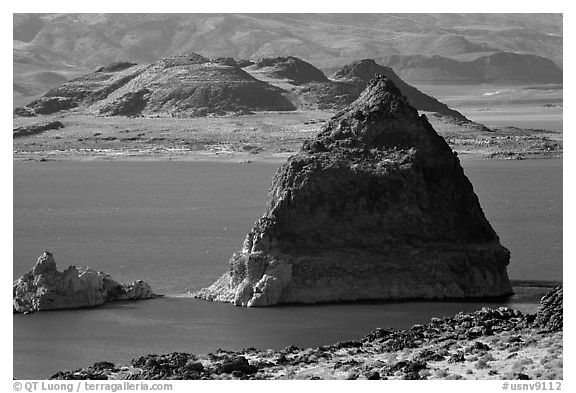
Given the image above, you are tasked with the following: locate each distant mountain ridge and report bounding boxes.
[13,13,562,102]
[380,52,563,84]
[13,14,562,68]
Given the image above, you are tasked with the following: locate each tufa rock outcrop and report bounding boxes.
[195,76,512,307]
[13,251,156,313]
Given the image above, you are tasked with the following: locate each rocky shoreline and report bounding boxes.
[12,109,562,164]
[50,287,562,381]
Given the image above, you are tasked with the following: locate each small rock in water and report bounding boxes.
[13,251,156,313]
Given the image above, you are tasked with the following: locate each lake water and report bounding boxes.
[416,84,563,131]
[460,108,563,132]
[13,158,562,378]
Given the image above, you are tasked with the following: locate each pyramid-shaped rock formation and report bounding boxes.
[195,76,512,307]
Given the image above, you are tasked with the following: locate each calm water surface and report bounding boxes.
[13,158,562,378]
[462,110,563,131]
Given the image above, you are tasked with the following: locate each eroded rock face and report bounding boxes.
[13,252,155,313]
[195,76,512,307]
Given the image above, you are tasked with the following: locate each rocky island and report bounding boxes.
[13,251,156,313]
[195,75,512,307]
[14,53,470,121]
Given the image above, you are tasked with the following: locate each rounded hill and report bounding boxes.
[16,54,296,117]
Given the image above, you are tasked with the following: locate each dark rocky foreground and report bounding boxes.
[13,252,157,313]
[195,75,512,307]
[49,286,562,380]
